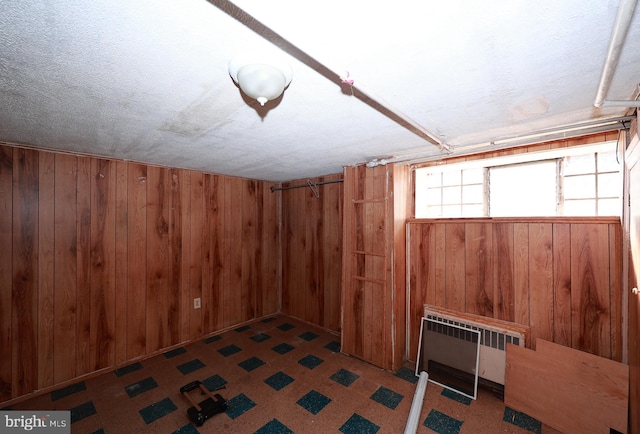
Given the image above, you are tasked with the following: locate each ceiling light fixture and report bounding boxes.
[228,52,293,106]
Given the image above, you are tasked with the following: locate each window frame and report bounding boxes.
[413,141,620,218]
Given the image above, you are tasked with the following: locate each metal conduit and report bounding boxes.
[594,0,639,108]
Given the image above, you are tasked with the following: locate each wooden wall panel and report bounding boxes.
[179,170,192,343]
[571,223,611,358]
[513,223,530,328]
[90,159,116,370]
[465,223,493,316]
[75,157,91,376]
[444,223,466,311]
[127,163,147,358]
[189,171,204,336]
[12,148,38,398]
[552,223,572,347]
[492,223,514,322]
[53,154,77,383]
[263,182,280,316]
[408,218,623,362]
[226,177,243,326]
[305,182,320,325]
[114,161,128,365]
[0,143,280,405]
[342,165,407,371]
[241,179,257,322]
[0,146,13,402]
[209,174,224,331]
[280,173,343,332]
[38,152,55,389]
[608,223,623,362]
[529,223,554,347]
[146,166,170,353]
[168,168,183,346]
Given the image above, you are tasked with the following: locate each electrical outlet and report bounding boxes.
[194,298,201,309]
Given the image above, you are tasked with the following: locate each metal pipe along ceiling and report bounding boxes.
[208,0,450,153]
[594,0,639,108]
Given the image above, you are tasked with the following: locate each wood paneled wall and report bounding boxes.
[0,144,279,404]
[407,218,623,362]
[281,174,343,332]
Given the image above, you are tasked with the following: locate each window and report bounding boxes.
[414,142,621,218]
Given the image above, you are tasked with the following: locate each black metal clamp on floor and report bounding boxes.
[180,380,227,427]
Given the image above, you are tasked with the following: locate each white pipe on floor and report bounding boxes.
[594,0,638,107]
[404,371,429,434]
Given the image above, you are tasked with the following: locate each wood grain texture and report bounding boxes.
[114,161,128,365]
[226,176,243,326]
[189,171,204,336]
[528,223,554,348]
[444,223,465,311]
[513,223,530,328]
[407,218,622,362]
[608,223,622,362]
[0,143,281,404]
[0,146,13,402]
[241,179,257,322]
[341,165,406,370]
[465,223,493,317]
[505,339,628,434]
[53,154,77,383]
[281,173,342,331]
[75,157,91,376]
[552,223,572,347]
[492,223,514,322]
[209,174,224,331]
[12,148,38,397]
[179,170,192,343]
[38,152,55,389]
[571,223,610,358]
[90,159,116,370]
[127,163,147,358]
[167,168,183,346]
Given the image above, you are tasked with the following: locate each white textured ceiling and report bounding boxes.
[1,0,639,181]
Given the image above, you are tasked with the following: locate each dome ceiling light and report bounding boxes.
[228,52,293,106]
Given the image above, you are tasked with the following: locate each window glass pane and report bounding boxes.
[423,172,441,188]
[462,204,483,217]
[598,150,620,172]
[425,188,442,205]
[442,170,461,186]
[462,184,483,203]
[441,205,460,217]
[489,161,556,216]
[598,172,620,198]
[463,167,484,184]
[564,174,595,199]
[426,205,442,217]
[598,198,620,216]
[564,199,595,216]
[564,154,594,175]
[442,186,461,205]
[414,141,620,219]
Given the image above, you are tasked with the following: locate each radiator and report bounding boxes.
[423,306,527,385]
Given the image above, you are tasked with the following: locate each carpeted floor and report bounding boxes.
[6,315,561,433]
